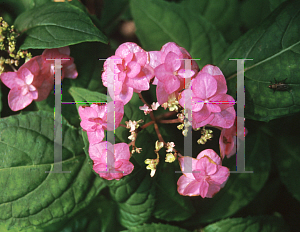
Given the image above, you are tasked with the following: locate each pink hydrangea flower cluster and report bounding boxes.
[79,101,134,180]
[177,149,230,198]
[99,41,236,194]
[0,46,78,111]
[178,64,236,129]
[101,42,155,104]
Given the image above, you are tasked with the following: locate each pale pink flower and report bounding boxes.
[101,42,154,104]
[41,46,78,81]
[89,141,134,180]
[219,120,248,159]
[148,42,199,105]
[79,101,124,145]
[0,56,53,111]
[139,104,152,115]
[177,149,230,198]
[179,64,236,129]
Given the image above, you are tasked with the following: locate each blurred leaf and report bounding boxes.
[218,0,300,121]
[181,119,271,226]
[121,223,190,232]
[99,0,130,35]
[14,2,108,49]
[269,0,288,11]
[203,215,289,232]
[130,0,227,68]
[263,113,300,202]
[0,111,105,231]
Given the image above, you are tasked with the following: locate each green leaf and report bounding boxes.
[130,0,227,68]
[14,2,108,49]
[153,161,195,221]
[203,215,289,232]
[69,86,108,106]
[218,0,300,121]
[121,223,190,232]
[43,194,124,232]
[181,120,271,226]
[99,0,130,35]
[107,127,157,228]
[0,110,105,230]
[263,113,300,202]
[181,0,242,43]
[269,0,288,11]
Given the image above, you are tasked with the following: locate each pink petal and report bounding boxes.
[35,75,54,101]
[126,61,141,79]
[197,149,222,165]
[63,63,78,79]
[118,159,134,175]
[79,106,98,121]
[0,72,24,89]
[183,180,203,196]
[126,73,150,92]
[114,143,131,160]
[177,175,195,195]
[115,85,134,105]
[177,68,195,79]
[205,184,221,198]
[210,94,235,110]
[8,87,33,111]
[115,42,144,59]
[163,75,180,94]
[192,73,217,99]
[208,106,236,129]
[206,102,221,113]
[209,165,230,185]
[160,42,182,61]
[134,52,147,66]
[87,129,105,145]
[192,112,214,129]
[155,64,171,82]
[148,51,162,69]
[178,156,198,179]
[164,52,181,72]
[200,64,227,95]
[198,179,209,198]
[156,82,169,105]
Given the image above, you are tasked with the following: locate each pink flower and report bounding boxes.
[41,46,78,81]
[219,119,248,159]
[0,56,53,111]
[179,64,236,129]
[89,141,134,180]
[79,101,124,145]
[101,42,154,104]
[148,42,199,105]
[177,149,230,198]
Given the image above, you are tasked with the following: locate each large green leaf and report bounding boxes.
[218,0,300,122]
[14,2,108,49]
[121,223,190,232]
[107,127,157,228]
[269,0,288,11]
[130,0,227,68]
[0,110,105,230]
[203,215,289,232]
[262,113,300,202]
[181,119,271,226]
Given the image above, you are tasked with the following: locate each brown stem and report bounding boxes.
[158,118,181,124]
[119,124,127,128]
[156,111,177,120]
[140,120,155,129]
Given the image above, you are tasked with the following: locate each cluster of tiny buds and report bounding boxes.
[0,17,32,74]
[197,127,213,144]
[165,142,176,163]
[139,102,160,115]
[126,119,144,142]
[161,93,180,111]
[177,119,192,137]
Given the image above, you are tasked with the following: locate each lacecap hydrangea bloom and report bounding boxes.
[177,149,230,198]
[79,101,124,145]
[179,64,236,129]
[0,46,77,111]
[101,42,154,104]
[149,42,199,105]
[89,141,134,180]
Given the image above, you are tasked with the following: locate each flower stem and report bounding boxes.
[158,118,181,124]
